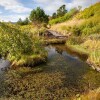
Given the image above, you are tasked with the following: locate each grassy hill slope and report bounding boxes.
[51,2,100,70]
[51,2,100,36]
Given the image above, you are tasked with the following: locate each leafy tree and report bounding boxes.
[69,7,79,16]
[52,13,57,19]
[23,18,29,25]
[29,7,49,26]
[57,5,67,17]
[17,18,29,25]
[78,6,82,11]
[17,18,23,25]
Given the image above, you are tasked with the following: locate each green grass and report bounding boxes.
[51,2,100,36]
[66,36,100,69]
[11,53,47,67]
[66,44,88,55]
[76,2,100,19]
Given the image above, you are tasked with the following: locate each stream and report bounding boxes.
[0,44,88,73]
[0,58,10,74]
[0,44,100,99]
[45,44,88,61]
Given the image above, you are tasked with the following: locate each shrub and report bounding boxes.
[0,23,33,57]
[29,7,49,26]
[0,22,46,66]
[70,26,81,36]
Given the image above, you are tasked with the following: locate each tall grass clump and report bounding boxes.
[79,16,100,36]
[63,15,100,36]
[66,36,100,68]
[82,38,100,68]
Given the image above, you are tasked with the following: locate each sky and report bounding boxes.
[0,0,99,22]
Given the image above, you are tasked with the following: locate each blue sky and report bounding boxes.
[0,0,99,22]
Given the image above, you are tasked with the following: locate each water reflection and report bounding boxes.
[0,58,10,74]
[45,44,88,61]
[44,45,100,94]
[0,44,88,73]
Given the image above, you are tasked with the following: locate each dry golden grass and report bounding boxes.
[66,36,100,69]
[51,18,84,35]
[78,88,100,100]
[81,39,100,68]
[82,39,100,50]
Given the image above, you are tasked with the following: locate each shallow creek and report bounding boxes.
[0,44,100,99]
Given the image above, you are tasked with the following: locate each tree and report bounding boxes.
[23,18,29,25]
[17,18,23,25]
[17,18,30,25]
[52,13,57,19]
[78,6,82,11]
[69,7,79,16]
[57,5,67,17]
[29,7,49,26]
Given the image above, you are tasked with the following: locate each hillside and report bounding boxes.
[51,2,100,35]
[77,2,100,19]
[51,2,100,70]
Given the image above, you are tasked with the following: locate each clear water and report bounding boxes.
[0,58,10,74]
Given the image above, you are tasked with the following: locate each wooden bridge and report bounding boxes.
[45,30,68,38]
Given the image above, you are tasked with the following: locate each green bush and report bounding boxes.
[0,22,46,66]
[0,23,33,57]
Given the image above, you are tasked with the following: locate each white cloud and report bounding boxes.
[34,0,67,14]
[34,0,99,15]
[0,0,32,13]
[0,0,99,22]
[0,14,28,22]
[67,0,100,10]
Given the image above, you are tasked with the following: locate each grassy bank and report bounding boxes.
[45,38,67,44]
[66,35,100,70]
[76,88,100,100]
[51,2,100,70]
